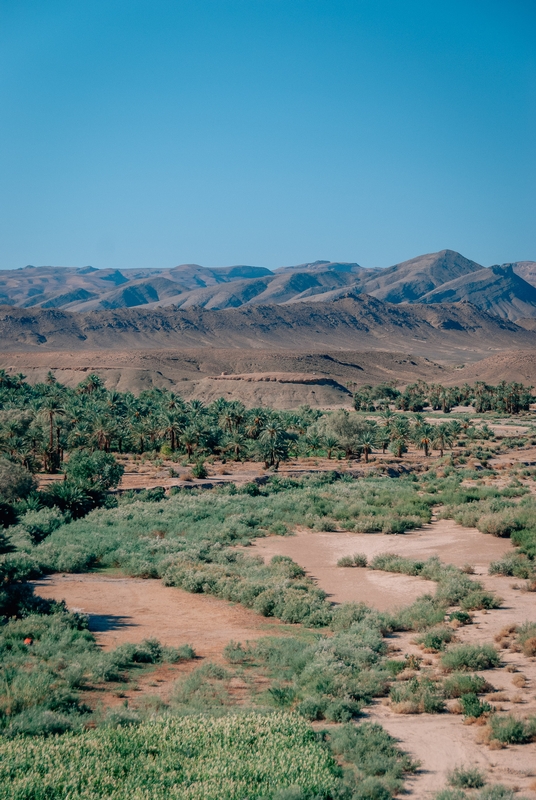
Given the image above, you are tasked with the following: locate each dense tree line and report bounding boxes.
[0,370,324,473]
[0,372,504,491]
[353,381,533,414]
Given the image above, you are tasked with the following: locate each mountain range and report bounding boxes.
[1,291,534,363]
[1,250,535,321]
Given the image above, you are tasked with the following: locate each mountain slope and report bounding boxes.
[510,261,536,288]
[357,249,483,303]
[1,251,536,319]
[0,293,533,362]
[418,264,536,321]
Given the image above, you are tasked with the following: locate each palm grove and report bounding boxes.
[0,372,530,516]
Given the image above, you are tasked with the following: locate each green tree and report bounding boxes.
[65,451,124,493]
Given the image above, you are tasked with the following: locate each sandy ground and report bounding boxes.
[32,574,283,658]
[250,518,512,608]
[252,521,536,798]
[32,518,536,798]
[368,571,536,800]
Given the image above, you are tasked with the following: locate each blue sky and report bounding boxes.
[0,0,534,270]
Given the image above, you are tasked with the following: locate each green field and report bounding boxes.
[0,713,340,800]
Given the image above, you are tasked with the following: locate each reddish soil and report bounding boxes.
[32,574,283,658]
[251,518,512,609]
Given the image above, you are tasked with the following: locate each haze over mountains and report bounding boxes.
[1,249,535,322]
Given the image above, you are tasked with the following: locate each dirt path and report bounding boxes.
[251,518,512,608]
[367,571,536,799]
[252,521,536,797]
[33,574,283,659]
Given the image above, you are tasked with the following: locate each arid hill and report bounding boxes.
[0,348,454,406]
[510,260,536,287]
[2,250,535,320]
[0,293,532,360]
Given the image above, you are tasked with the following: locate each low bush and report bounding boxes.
[328,722,418,797]
[337,553,368,568]
[516,622,536,657]
[441,644,500,672]
[488,714,536,744]
[459,693,492,718]
[390,677,445,714]
[448,766,485,789]
[489,554,534,579]
[442,674,491,698]
[416,627,454,652]
[448,611,472,625]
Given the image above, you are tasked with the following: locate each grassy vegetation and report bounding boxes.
[516,622,536,657]
[2,373,536,796]
[0,608,195,736]
[0,713,342,800]
[447,766,486,789]
[440,644,500,672]
[327,722,418,798]
[6,474,431,627]
[437,786,531,800]
[487,714,536,744]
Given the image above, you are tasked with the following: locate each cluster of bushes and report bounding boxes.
[368,554,499,618]
[6,474,431,626]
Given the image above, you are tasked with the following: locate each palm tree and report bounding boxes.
[77,374,105,395]
[225,431,247,461]
[89,414,117,452]
[305,432,322,455]
[324,434,339,459]
[432,423,454,457]
[180,427,198,459]
[160,410,184,451]
[412,422,434,457]
[389,437,407,458]
[258,420,290,468]
[356,428,379,463]
[39,395,65,471]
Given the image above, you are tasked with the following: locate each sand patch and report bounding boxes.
[32,574,282,659]
[251,518,512,608]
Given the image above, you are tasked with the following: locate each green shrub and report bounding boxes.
[442,674,490,698]
[459,693,492,718]
[17,507,65,543]
[477,786,516,800]
[390,677,445,714]
[435,790,467,800]
[441,644,500,672]
[489,554,533,579]
[191,461,208,479]
[448,766,485,788]
[416,627,454,652]
[488,714,536,744]
[328,722,417,795]
[448,611,472,625]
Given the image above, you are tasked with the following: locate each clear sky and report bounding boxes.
[0,0,534,270]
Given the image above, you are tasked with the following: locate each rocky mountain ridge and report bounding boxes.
[1,250,535,321]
